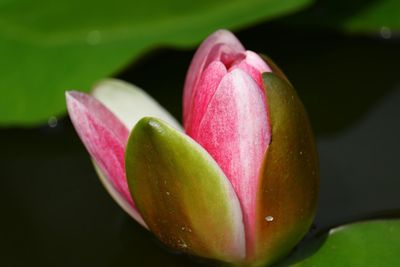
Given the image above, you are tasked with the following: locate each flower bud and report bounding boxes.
[66,30,318,267]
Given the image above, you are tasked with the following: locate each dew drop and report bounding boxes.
[48,116,58,128]
[265,215,274,222]
[166,191,170,196]
[177,239,188,248]
[380,26,392,39]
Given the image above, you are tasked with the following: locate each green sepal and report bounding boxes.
[125,117,246,263]
[260,54,292,87]
[252,73,319,266]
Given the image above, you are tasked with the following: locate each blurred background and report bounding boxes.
[1,0,399,266]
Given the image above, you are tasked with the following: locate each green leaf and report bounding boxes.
[0,0,313,126]
[125,117,246,263]
[282,220,400,267]
[284,0,400,34]
[342,0,400,33]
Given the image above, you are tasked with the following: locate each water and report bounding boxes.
[265,216,274,222]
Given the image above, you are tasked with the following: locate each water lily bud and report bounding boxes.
[182,30,319,266]
[66,30,318,267]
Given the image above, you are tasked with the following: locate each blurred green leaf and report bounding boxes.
[0,0,312,126]
[283,0,400,34]
[281,220,400,267]
[342,0,400,33]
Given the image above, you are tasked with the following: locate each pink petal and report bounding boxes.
[66,91,145,226]
[243,51,272,74]
[183,30,245,126]
[204,43,246,70]
[230,51,272,90]
[192,69,271,254]
[186,60,227,137]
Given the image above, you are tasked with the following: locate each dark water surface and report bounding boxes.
[1,24,399,266]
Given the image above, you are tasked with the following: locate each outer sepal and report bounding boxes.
[125,117,246,263]
[252,73,319,266]
[260,55,292,87]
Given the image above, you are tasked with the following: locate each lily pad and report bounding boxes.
[282,220,400,267]
[0,0,312,126]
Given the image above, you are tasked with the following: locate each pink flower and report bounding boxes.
[66,30,318,267]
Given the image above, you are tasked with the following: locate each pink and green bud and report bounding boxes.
[66,30,318,267]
